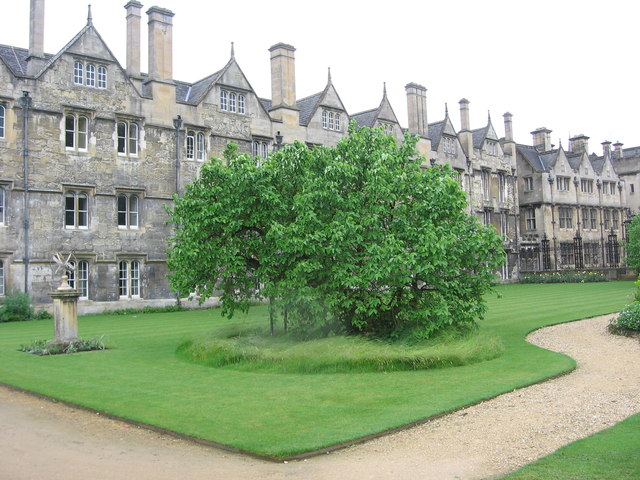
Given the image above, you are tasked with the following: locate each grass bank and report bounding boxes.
[0,282,633,458]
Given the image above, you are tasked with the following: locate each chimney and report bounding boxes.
[268,43,298,126]
[147,6,174,82]
[405,83,428,137]
[27,0,46,76]
[613,141,624,159]
[503,112,516,157]
[569,134,589,154]
[458,98,474,159]
[125,1,143,78]
[531,127,552,152]
[602,140,612,159]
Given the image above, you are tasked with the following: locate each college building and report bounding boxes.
[0,1,633,312]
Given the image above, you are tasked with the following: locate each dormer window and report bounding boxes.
[322,110,342,131]
[220,90,245,114]
[74,61,107,89]
[442,136,457,155]
[379,122,394,135]
[486,141,497,155]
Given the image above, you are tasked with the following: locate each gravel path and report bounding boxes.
[1,314,638,480]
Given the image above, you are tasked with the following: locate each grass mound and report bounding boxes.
[176,326,504,373]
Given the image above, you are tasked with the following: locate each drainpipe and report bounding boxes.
[21,91,31,293]
[173,115,182,196]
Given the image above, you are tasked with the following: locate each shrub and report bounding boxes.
[611,303,640,333]
[0,290,34,322]
[108,305,187,315]
[33,309,53,321]
[19,336,107,356]
[520,271,607,284]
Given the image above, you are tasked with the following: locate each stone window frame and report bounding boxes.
[220,89,246,115]
[485,140,497,156]
[0,257,4,296]
[558,206,573,229]
[185,128,208,161]
[116,118,141,157]
[442,135,457,155]
[580,178,594,194]
[116,189,143,230]
[557,176,571,191]
[67,259,90,300]
[252,137,271,163]
[63,185,94,230]
[0,102,5,139]
[0,184,6,226]
[525,208,536,230]
[73,59,108,89]
[63,107,95,152]
[117,257,144,299]
[321,109,342,132]
[523,176,534,192]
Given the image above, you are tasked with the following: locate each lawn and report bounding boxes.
[499,412,640,479]
[0,281,633,459]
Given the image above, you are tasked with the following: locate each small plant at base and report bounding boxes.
[609,303,640,336]
[19,336,108,356]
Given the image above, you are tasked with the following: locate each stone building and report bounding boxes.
[516,130,627,272]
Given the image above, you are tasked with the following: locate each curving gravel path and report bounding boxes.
[1,314,638,480]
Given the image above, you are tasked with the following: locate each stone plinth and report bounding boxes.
[49,276,80,344]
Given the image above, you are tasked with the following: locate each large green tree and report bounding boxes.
[167,125,504,338]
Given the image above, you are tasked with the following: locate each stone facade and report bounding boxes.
[0,1,635,311]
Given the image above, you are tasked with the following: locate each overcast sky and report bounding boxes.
[2,0,638,154]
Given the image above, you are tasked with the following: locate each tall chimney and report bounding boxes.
[405,83,428,137]
[125,1,143,78]
[531,127,552,152]
[27,0,46,76]
[602,140,612,159]
[458,98,474,159]
[568,134,589,154]
[503,112,516,157]
[613,141,624,159]
[269,43,296,107]
[147,6,174,82]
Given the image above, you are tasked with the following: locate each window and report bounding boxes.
[590,208,597,230]
[117,193,139,229]
[0,104,5,138]
[610,182,617,195]
[322,110,342,131]
[64,190,89,229]
[581,208,589,229]
[322,110,327,128]
[482,209,491,226]
[73,61,106,88]
[117,121,138,156]
[65,114,88,151]
[0,260,4,296]
[442,136,456,155]
[583,242,599,266]
[580,179,594,193]
[252,140,269,161]
[97,66,107,89]
[582,207,598,230]
[335,113,341,131]
[186,130,195,159]
[524,176,534,192]
[498,172,506,203]
[67,260,89,299]
[197,133,205,161]
[119,260,141,298]
[220,90,245,114]
[481,170,490,201]
[86,64,95,87]
[74,61,84,84]
[500,212,508,236]
[186,131,206,161]
[631,184,635,194]
[380,123,394,135]
[558,207,573,229]
[557,176,570,191]
[0,186,4,225]
[603,209,611,230]
[612,210,619,230]
[486,141,496,155]
[559,242,575,266]
[525,208,536,230]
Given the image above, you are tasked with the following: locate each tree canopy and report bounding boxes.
[167,125,504,338]
[625,214,640,269]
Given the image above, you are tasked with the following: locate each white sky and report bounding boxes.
[2,0,638,153]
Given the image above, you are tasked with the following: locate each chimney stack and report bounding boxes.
[405,83,428,138]
[147,6,174,82]
[459,98,471,131]
[503,112,516,157]
[27,0,46,76]
[268,43,299,127]
[613,141,624,159]
[458,98,474,159]
[125,1,143,78]
[531,127,552,152]
[602,140,612,159]
[568,134,589,154]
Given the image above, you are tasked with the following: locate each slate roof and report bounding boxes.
[296,91,322,125]
[471,126,488,149]
[0,44,52,76]
[351,108,377,128]
[428,120,445,150]
[566,152,583,171]
[259,98,272,111]
[517,144,548,172]
[590,156,605,175]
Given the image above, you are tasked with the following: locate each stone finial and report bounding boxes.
[87,4,93,25]
[231,41,235,59]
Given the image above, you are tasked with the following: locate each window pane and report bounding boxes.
[97,66,107,89]
[65,193,76,227]
[117,194,127,226]
[197,133,204,161]
[77,116,88,150]
[0,260,4,296]
[335,114,341,131]
[86,64,95,87]
[229,93,236,112]
[67,261,76,289]
[74,62,83,84]
[129,195,139,228]
[130,260,140,296]
[0,187,4,225]
[78,261,88,298]
[117,122,126,154]
[328,112,334,130]
[77,193,88,227]
[65,115,75,148]
[129,123,138,156]
[119,261,128,297]
[186,131,195,159]
[322,111,327,128]
[220,91,227,110]
[238,95,245,114]
[0,105,5,138]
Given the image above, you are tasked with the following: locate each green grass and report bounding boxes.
[0,282,633,458]
[499,412,640,479]
[176,325,504,373]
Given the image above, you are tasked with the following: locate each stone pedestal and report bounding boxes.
[49,276,80,344]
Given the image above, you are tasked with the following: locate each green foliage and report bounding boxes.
[32,309,53,321]
[176,325,504,373]
[0,290,34,322]
[520,271,607,284]
[610,302,640,332]
[625,214,640,269]
[19,336,107,356]
[168,124,504,338]
[108,305,188,316]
